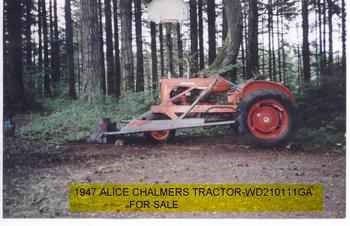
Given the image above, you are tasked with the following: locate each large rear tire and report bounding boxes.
[239,90,296,147]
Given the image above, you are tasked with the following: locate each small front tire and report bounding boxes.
[143,113,176,143]
[145,130,176,143]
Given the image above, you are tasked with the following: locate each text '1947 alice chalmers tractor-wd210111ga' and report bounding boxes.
[96,75,297,147]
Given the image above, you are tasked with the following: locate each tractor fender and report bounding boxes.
[240,80,295,103]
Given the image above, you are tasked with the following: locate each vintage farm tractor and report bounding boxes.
[101,76,296,147]
[94,1,296,147]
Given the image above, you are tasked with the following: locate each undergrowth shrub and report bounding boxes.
[294,74,346,148]
[19,91,158,144]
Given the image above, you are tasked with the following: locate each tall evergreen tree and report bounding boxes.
[302,0,311,82]
[24,0,33,67]
[150,22,158,89]
[42,0,51,96]
[80,0,104,102]
[341,0,346,68]
[222,1,228,43]
[189,0,199,74]
[113,0,121,97]
[209,0,241,81]
[317,0,324,71]
[120,0,134,91]
[98,0,106,94]
[4,0,25,109]
[246,0,258,79]
[327,0,333,65]
[134,0,144,91]
[207,0,216,64]
[166,24,174,76]
[267,0,273,80]
[159,24,165,76]
[52,0,60,81]
[104,0,116,95]
[177,23,184,77]
[198,0,205,69]
[38,0,43,95]
[65,0,76,98]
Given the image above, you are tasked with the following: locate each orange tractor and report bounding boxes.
[102,75,296,146]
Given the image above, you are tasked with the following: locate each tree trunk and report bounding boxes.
[25,0,33,67]
[327,0,333,65]
[166,24,174,76]
[317,0,323,73]
[189,0,198,74]
[261,16,266,76]
[276,1,282,82]
[280,3,286,83]
[267,1,272,80]
[222,2,227,43]
[159,24,165,77]
[134,0,144,91]
[49,0,54,81]
[302,0,311,82]
[297,45,303,90]
[207,0,216,65]
[198,0,205,69]
[98,0,106,94]
[104,0,116,95]
[120,0,134,92]
[113,0,121,97]
[42,0,51,96]
[341,0,346,69]
[241,9,246,79]
[4,0,25,110]
[38,0,43,95]
[177,23,184,77]
[208,0,241,81]
[246,0,258,79]
[150,22,158,89]
[80,0,104,102]
[65,0,76,99]
[323,0,326,66]
[271,3,276,81]
[53,0,60,82]
[49,0,59,84]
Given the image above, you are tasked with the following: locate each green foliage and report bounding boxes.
[19,91,158,144]
[296,125,345,148]
[294,76,346,149]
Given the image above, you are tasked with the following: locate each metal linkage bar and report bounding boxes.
[179,77,219,119]
[103,118,236,136]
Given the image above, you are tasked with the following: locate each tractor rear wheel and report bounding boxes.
[239,90,296,147]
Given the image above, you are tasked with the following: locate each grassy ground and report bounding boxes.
[18,91,157,144]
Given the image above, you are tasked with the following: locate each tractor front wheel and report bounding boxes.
[144,113,176,143]
[146,130,176,143]
[239,90,296,147]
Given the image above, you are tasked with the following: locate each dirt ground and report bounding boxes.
[2,134,346,218]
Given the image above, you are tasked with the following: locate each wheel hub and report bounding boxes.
[247,99,289,139]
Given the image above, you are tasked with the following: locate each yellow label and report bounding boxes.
[69,184,323,212]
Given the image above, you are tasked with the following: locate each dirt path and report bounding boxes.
[3,135,345,218]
